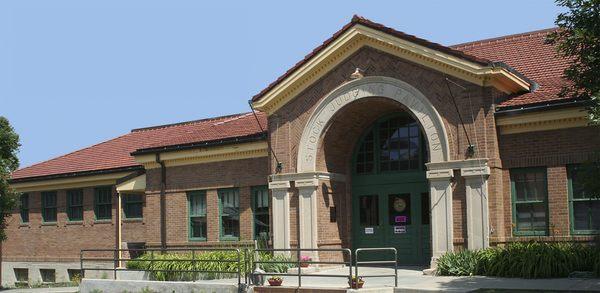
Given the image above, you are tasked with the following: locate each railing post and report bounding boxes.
[113,249,117,280]
[80,250,85,279]
[297,249,301,287]
[347,249,352,288]
[393,248,398,287]
[192,250,196,282]
[237,249,241,287]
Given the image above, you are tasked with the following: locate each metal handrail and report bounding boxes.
[252,248,352,288]
[354,247,398,287]
[80,247,243,286]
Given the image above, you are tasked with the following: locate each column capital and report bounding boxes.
[269,181,290,190]
[296,179,319,188]
[426,169,454,180]
[461,166,490,178]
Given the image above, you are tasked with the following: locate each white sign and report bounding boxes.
[364,227,374,234]
[394,226,406,234]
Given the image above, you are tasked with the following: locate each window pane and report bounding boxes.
[191,216,207,239]
[591,201,600,230]
[20,194,29,223]
[95,187,112,220]
[421,192,430,225]
[516,203,533,231]
[42,192,57,222]
[573,201,590,230]
[359,195,378,226]
[220,189,240,238]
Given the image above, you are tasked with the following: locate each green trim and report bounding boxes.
[567,164,600,235]
[67,189,84,222]
[510,167,549,236]
[94,186,113,221]
[187,190,207,241]
[251,185,269,240]
[41,191,57,223]
[218,188,240,241]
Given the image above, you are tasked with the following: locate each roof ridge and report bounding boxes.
[131,112,253,133]
[212,112,255,126]
[451,27,557,49]
[13,132,133,173]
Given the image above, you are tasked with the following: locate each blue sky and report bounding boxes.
[1,1,565,168]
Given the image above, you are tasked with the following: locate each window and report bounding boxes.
[40,269,55,283]
[568,165,600,234]
[14,268,28,284]
[123,194,143,219]
[359,195,379,226]
[94,186,112,220]
[188,191,207,240]
[41,191,57,223]
[511,168,548,236]
[20,193,29,223]
[252,186,269,240]
[219,188,240,240]
[67,189,83,221]
[355,114,424,175]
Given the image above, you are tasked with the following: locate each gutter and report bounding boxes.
[131,132,267,156]
[9,165,143,184]
[155,153,167,252]
[495,99,589,116]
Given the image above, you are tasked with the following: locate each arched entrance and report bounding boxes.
[351,113,431,265]
[269,76,456,267]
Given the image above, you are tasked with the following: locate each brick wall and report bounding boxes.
[494,126,600,243]
[143,157,269,247]
[2,186,145,262]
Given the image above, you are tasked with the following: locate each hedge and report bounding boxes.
[126,250,294,281]
[436,242,600,278]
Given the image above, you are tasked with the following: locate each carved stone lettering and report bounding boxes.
[297,77,449,173]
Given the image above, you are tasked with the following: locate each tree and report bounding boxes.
[546,0,600,124]
[547,0,600,198]
[0,117,20,241]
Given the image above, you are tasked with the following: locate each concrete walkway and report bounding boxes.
[255,266,600,292]
[0,287,78,293]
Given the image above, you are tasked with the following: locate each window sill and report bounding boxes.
[571,230,600,235]
[219,237,240,241]
[93,219,112,224]
[19,223,30,227]
[41,222,58,226]
[66,221,84,225]
[189,238,207,242]
[123,218,143,223]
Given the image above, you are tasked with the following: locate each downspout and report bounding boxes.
[155,153,167,252]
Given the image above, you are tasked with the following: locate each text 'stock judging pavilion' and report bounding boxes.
[4,16,599,286]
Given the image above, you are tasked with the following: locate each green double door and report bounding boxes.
[352,179,431,265]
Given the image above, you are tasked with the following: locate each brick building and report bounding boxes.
[3,16,599,286]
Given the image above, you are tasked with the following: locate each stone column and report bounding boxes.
[269,181,291,250]
[461,166,491,250]
[296,179,319,260]
[426,168,454,267]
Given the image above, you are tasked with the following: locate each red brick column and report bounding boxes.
[239,186,253,241]
[206,189,220,242]
[547,166,569,236]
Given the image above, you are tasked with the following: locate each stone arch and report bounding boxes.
[297,76,450,173]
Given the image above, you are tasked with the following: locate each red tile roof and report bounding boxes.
[451,28,571,108]
[251,15,494,103]
[11,112,267,181]
[12,18,574,182]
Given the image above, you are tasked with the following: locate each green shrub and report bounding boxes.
[436,242,600,278]
[125,250,294,281]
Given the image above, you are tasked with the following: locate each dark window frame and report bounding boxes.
[187,191,207,241]
[510,167,549,236]
[94,186,113,221]
[252,185,269,240]
[67,189,84,222]
[122,194,143,219]
[20,193,29,223]
[568,164,600,235]
[41,191,57,223]
[219,188,240,241]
